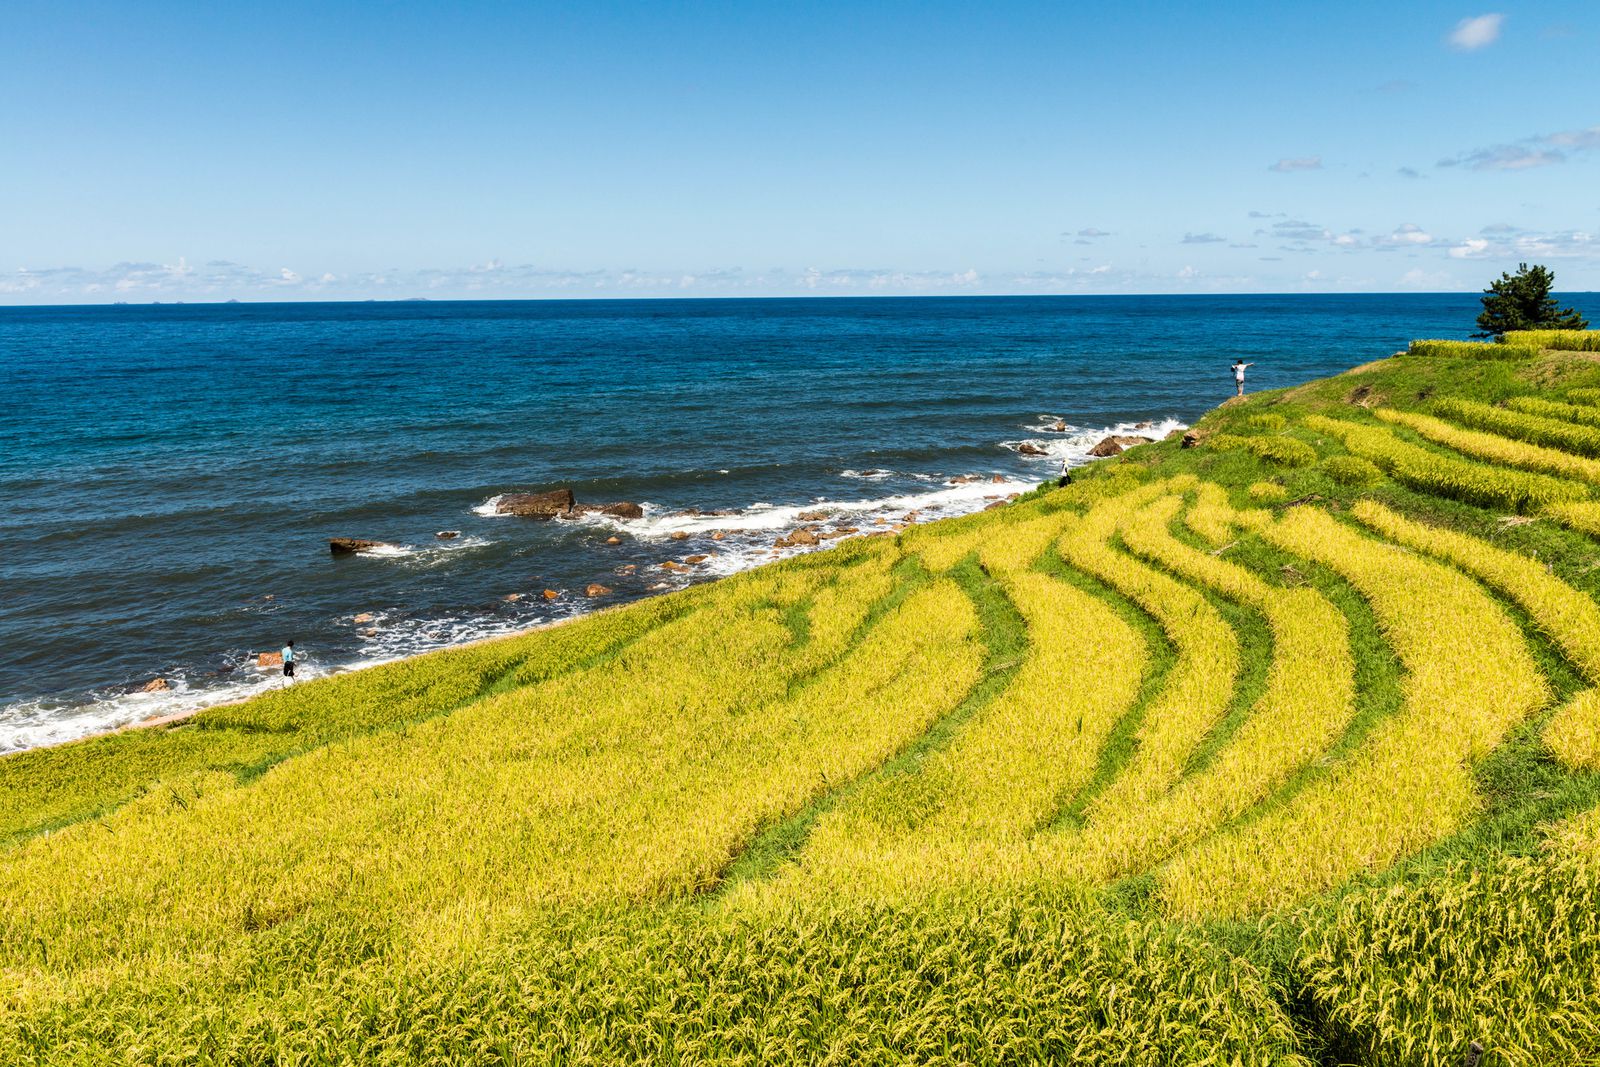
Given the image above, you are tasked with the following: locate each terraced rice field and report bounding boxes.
[6,338,1600,1064]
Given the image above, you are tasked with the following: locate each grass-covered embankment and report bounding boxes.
[7,332,1600,1064]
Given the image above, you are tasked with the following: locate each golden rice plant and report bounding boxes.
[0,556,979,986]
[1053,493,1352,883]
[1374,406,1600,488]
[1544,500,1600,538]
[1352,499,1600,769]
[1407,338,1540,359]
[1506,394,1600,429]
[1185,480,1245,544]
[1503,328,1600,352]
[1247,481,1288,502]
[1431,396,1600,457]
[0,890,1312,1066]
[1296,852,1600,1066]
[996,482,1242,884]
[752,567,1146,903]
[0,582,704,847]
[1160,506,1548,918]
[1309,412,1587,510]
[1569,387,1600,406]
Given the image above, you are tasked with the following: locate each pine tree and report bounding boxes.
[1475,263,1589,339]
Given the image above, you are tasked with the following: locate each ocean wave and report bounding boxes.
[4,415,1181,754]
[1005,416,1187,467]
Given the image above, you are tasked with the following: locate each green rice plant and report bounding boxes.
[1247,481,1288,501]
[1208,432,1318,467]
[1240,413,1287,432]
[1056,493,1353,883]
[1407,338,1540,360]
[1569,387,1600,406]
[1160,506,1548,918]
[1321,453,1382,487]
[1296,851,1600,1066]
[1430,396,1600,458]
[1308,413,1587,511]
[755,566,1146,903]
[1352,500,1600,771]
[1506,394,1600,429]
[1504,328,1600,352]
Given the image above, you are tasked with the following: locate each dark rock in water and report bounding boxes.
[436,530,460,540]
[329,538,388,555]
[1087,435,1154,458]
[496,489,575,518]
[1017,443,1050,457]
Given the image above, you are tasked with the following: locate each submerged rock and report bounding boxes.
[586,583,612,597]
[140,678,169,693]
[435,530,460,540]
[329,538,389,555]
[1017,443,1050,457]
[496,489,575,518]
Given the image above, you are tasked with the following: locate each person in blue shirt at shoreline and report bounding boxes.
[282,640,296,682]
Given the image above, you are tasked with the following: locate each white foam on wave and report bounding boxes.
[1006,416,1187,468]
[472,494,511,518]
[0,658,322,754]
[5,415,1188,754]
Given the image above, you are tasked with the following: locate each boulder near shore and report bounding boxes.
[495,489,643,520]
[1087,434,1154,458]
[329,538,391,555]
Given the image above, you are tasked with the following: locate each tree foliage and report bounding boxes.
[1475,263,1589,339]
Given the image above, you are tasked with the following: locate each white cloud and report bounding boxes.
[1449,238,1491,258]
[1385,223,1433,246]
[1447,13,1504,50]
[1181,232,1227,244]
[1268,156,1323,173]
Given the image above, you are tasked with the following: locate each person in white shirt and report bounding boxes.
[1231,359,1254,397]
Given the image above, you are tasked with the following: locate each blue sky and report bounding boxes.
[3,1,1597,302]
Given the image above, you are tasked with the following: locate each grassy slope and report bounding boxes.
[5,347,1600,1064]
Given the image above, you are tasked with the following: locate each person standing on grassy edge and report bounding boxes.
[282,639,296,683]
[1231,359,1254,397]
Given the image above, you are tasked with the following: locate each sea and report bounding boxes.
[1,293,1491,751]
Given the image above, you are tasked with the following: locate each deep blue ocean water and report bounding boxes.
[1,293,1492,749]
